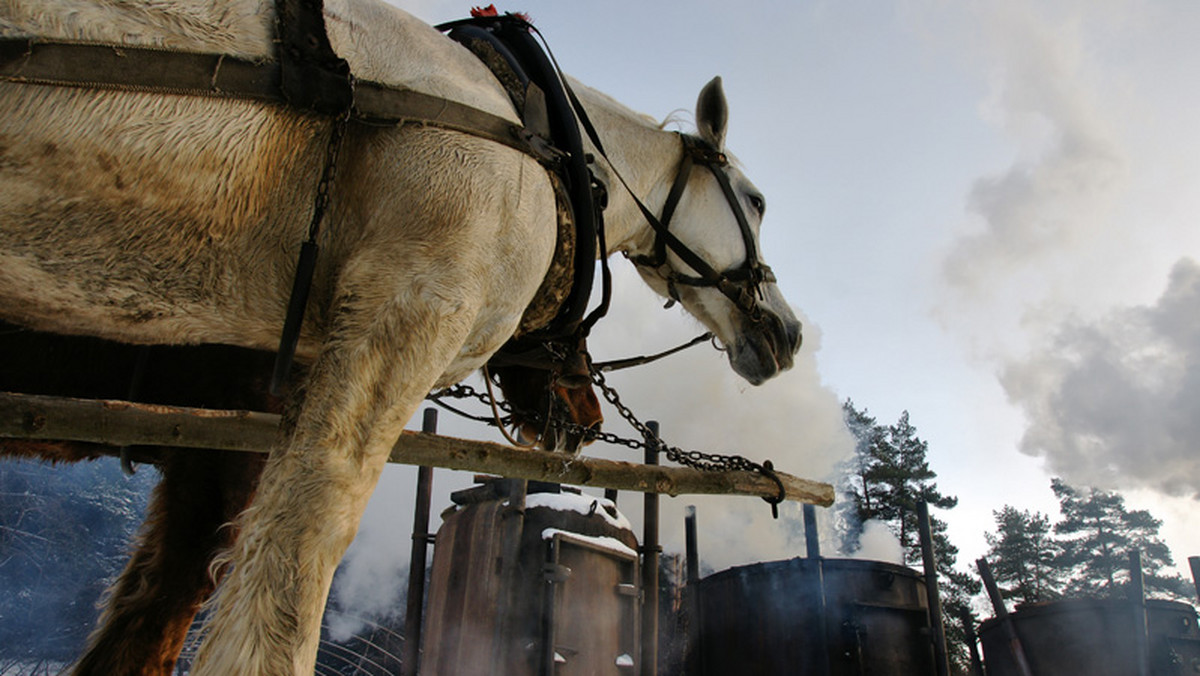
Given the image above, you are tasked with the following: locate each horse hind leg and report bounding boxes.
[69,449,265,676]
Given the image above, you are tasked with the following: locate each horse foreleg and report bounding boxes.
[70,450,265,676]
[189,291,476,676]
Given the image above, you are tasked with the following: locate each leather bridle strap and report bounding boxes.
[620,135,774,321]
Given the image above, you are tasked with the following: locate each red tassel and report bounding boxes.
[470,5,498,17]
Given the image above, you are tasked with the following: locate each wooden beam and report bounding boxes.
[0,391,834,505]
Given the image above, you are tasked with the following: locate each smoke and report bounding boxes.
[1002,258,1200,497]
[936,0,1136,349]
[588,264,855,572]
[927,1,1200,500]
[849,520,906,565]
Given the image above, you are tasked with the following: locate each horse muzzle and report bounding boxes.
[728,305,802,386]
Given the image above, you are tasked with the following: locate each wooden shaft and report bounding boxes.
[0,391,833,504]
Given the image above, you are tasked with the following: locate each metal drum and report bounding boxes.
[420,482,640,676]
[979,598,1200,676]
[694,557,935,675]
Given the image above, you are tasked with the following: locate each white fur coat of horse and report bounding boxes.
[0,1,801,673]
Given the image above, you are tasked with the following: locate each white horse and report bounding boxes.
[0,1,801,673]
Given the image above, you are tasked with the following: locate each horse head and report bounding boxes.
[614,77,803,385]
[489,339,603,454]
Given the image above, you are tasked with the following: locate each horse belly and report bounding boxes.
[0,83,326,348]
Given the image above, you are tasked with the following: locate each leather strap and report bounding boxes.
[0,38,558,164]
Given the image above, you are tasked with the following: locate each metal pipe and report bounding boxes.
[492,477,528,671]
[641,421,661,676]
[685,506,700,584]
[1189,556,1200,604]
[803,503,821,559]
[977,556,1034,676]
[798,503,831,675]
[684,506,699,676]
[917,501,951,676]
[1129,550,1151,676]
[401,408,437,676]
[959,607,985,676]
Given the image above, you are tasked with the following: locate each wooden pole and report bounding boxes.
[917,501,951,676]
[401,409,436,676]
[0,391,833,504]
[977,556,1034,676]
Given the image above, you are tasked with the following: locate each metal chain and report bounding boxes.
[307,105,353,244]
[427,366,786,487]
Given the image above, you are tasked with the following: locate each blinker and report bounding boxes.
[554,349,592,389]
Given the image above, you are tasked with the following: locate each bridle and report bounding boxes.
[623,133,776,325]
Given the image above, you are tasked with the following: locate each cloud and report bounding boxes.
[941,1,1129,302]
[1001,258,1200,497]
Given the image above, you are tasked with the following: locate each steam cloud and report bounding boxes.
[937,0,1134,342]
[932,2,1200,500]
[1002,258,1200,498]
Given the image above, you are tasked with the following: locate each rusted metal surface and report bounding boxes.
[979,598,1200,676]
[694,558,935,675]
[0,391,833,503]
[421,483,640,676]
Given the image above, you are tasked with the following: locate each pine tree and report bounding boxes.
[1051,478,1189,600]
[984,506,1063,605]
[836,400,889,553]
[838,401,979,673]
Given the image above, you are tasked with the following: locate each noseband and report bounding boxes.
[628,133,775,324]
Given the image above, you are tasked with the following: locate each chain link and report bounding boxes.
[427,364,787,505]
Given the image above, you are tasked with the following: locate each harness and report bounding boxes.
[0,3,771,381]
[628,134,776,322]
[0,3,788,512]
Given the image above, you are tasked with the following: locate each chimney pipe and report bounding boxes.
[641,421,661,676]
[977,556,1033,676]
[402,409,437,676]
[803,503,821,559]
[917,501,951,676]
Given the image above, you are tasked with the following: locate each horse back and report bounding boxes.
[0,0,526,352]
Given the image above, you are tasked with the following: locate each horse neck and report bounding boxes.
[572,85,683,259]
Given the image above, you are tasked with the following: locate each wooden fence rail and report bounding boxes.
[0,391,834,506]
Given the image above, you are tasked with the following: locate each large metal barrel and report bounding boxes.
[694,557,935,675]
[420,482,640,676]
[979,598,1200,676]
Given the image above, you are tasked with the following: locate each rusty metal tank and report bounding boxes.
[420,481,640,676]
[693,557,935,675]
[979,598,1200,676]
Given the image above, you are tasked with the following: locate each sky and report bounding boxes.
[332,0,1200,622]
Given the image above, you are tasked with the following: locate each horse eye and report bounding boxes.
[747,194,766,216]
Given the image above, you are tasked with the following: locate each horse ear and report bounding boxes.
[696,76,728,149]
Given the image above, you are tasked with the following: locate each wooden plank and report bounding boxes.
[0,391,834,505]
